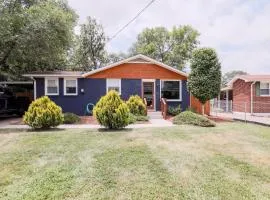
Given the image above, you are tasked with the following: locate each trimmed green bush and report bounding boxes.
[64,113,80,124]
[128,113,137,124]
[126,95,146,116]
[135,115,149,122]
[128,114,149,124]
[173,111,216,127]
[93,90,130,129]
[167,105,181,116]
[23,96,64,129]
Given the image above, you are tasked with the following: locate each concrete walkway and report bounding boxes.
[0,118,174,129]
[211,112,270,126]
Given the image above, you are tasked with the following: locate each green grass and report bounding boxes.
[0,122,270,200]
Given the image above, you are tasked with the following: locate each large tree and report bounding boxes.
[188,48,221,115]
[130,26,199,70]
[0,0,77,79]
[74,17,107,71]
[222,70,248,87]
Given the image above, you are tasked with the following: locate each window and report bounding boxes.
[64,78,78,95]
[260,82,270,96]
[45,78,59,95]
[160,80,181,101]
[107,79,121,94]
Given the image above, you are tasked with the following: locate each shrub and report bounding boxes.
[167,105,181,116]
[173,111,216,127]
[63,113,80,124]
[128,114,149,124]
[135,115,149,121]
[93,90,130,129]
[128,113,137,124]
[23,96,64,129]
[126,95,146,116]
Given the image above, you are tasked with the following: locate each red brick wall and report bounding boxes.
[233,79,251,112]
[253,85,270,113]
[233,79,270,113]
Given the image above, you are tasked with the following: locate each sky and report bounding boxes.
[67,0,270,74]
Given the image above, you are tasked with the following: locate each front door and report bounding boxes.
[143,82,154,110]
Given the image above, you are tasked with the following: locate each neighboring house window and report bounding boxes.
[260,82,270,96]
[160,80,182,101]
[45,78,59,95]
[107,79,121,94]
[64,78,78,95]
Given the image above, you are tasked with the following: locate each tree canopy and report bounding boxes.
[130,26,200,70]
[222,70,248,87]
[188,48,221,114]
[0,0,77,80]
[73,17,107,71]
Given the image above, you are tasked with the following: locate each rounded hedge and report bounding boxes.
[23,96,64,129]
[93,90,130,129]
[173,111,216,127]
[126,95,146,116]
[63,113,80,124]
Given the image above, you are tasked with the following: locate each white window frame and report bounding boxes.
[45,77,59,96]
[160,80,182,101]
[64,78,78,96]
[260,82,270,96]
[106,79,121,94]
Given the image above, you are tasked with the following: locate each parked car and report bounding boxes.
[0,86,31,116]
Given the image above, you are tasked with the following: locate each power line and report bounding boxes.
[108,0,157,42]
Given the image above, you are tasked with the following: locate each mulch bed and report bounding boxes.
[79,116,99,124]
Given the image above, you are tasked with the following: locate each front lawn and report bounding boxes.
[0,122,270,199]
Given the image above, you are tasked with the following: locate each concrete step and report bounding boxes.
[147,111,163,119]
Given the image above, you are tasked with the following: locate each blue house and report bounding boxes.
[24,54,191,115]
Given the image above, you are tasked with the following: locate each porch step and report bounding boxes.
[147,111,163,119]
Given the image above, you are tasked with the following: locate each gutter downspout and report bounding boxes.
[250,81,256,115]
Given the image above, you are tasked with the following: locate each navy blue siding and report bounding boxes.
[35,78,190,115]
[121,79,142,100]
[35,78,106,115]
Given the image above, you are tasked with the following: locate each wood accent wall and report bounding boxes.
[190,95,210,115]
[86,63,187,80]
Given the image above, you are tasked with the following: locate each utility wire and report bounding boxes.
[108,0,157,42]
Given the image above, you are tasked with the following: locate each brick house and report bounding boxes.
[223,75,270,114]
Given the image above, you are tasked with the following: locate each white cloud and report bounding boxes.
[68,0,270,74]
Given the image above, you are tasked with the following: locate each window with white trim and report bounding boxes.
[64,78,78,95]
[161,80,182,101]
[260,82,270,96]
[107,79,121,93]
[45,78,59,95]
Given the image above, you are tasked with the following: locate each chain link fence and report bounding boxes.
[211,100,270,124]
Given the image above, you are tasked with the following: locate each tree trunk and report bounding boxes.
[202,104,205,115]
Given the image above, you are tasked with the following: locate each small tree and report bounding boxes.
[93,91,130,129]
[126,95,147,116]
[23,96,64,129]
[188,48,221,115]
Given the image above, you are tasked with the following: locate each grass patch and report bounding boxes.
[0,122,269,199]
